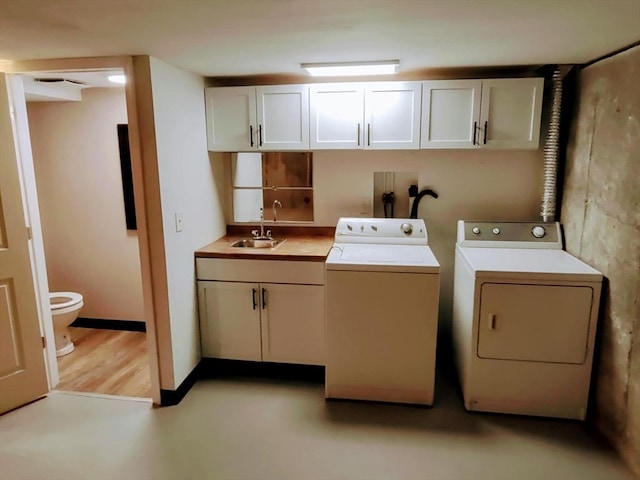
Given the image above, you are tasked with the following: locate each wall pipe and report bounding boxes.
[541,67,564,222]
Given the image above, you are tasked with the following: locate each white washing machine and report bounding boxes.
[452,220,603,420]
[325,218,440,405]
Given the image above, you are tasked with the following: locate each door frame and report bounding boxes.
[6,56,164,404]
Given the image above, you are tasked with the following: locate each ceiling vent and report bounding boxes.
[33,78,86,87]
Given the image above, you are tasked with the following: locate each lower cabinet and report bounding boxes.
[196,259,325,366]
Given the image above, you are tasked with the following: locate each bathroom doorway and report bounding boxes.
[24,70,150,399]
[7,59,160,403]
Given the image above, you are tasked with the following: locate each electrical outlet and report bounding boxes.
[175,211,183,232]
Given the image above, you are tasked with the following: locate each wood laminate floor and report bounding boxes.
[55,327,152,398]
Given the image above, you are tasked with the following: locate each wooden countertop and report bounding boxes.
[195,234,334,262]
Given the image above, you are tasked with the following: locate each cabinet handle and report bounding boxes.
[483,121,488,145]
[259,124,263,146]
[261,288,267,309]
[252,288,258,310]
[357,123,361,146]
[472,121,477,145]
[488,314,496,330]
[250,125,254,147]
[367,123,371,146]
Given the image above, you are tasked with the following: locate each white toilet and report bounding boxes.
[49,292,84,357]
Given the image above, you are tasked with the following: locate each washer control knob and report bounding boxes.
[472,227,481,235]
[347,224,353,231]
[401,223,413,235]
[492,227,501,235]
[532,225,546,238]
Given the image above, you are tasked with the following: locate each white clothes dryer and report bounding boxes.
[452,220,603,420]
[325,218,440,405]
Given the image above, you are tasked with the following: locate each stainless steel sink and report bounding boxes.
[230,238,285,249]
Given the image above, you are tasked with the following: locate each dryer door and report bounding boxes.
[477,283,593,364]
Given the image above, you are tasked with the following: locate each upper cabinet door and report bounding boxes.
[310,83,364,149]
[205,87,257,152]
[479,78,545,149]
[421,80,482,149]
[364,82,422,150]
[256,85,309,151]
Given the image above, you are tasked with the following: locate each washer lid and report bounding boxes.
[326,244,440,273]
[457,246,602,282]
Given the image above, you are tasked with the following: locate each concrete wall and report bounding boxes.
[560,45,640,476]
[148,57,226,387]
[27,88,145,321]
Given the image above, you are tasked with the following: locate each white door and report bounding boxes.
[421,80,482,148]
[256,85,309,151]
[198,281,262,361]
[260,283,324,365]
[364,82,421,150]
[309,83,364,149]
[205,86,257,152]
[0,73,49,414]
[477,283,593,364]
[479,78,544,149]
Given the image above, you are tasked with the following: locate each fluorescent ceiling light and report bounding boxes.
[302,60,399,77]
[108,74,126,84]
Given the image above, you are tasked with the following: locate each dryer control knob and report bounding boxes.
[472,227,481,235]
[492,227,501,235]
[532,225,546,238]
[401,223,413,235]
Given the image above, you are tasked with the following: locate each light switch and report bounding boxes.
[175,211,183,232]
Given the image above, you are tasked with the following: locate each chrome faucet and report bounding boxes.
[272,200,282,223]
[252,207,268,239]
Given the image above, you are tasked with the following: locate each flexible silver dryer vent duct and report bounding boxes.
[541,68,564,222]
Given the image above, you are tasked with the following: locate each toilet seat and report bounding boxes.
[50,292,84,314]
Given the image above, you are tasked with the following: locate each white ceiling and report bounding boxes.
[1,0,639,78]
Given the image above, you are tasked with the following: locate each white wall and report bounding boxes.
[313,149,543,328]
[149,57,226,387]
[27,88,145,321]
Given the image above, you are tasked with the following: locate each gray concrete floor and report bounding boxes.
[0,370,633,480]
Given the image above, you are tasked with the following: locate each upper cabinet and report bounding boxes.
[206,85,309,152]
[421,78,544,149]
[479,79,544,149]
[206,77,544,152]
[310,82,421,150]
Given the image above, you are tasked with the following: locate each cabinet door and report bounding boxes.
[205,87,257,152]
[479,78,544,149]
[198,281,262,361]
[309,83,364,149]
[256,85,309,151]
[364,82,421,149]
[261,284,324,365]
[477,283,593,364]
[421,80,482,149]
